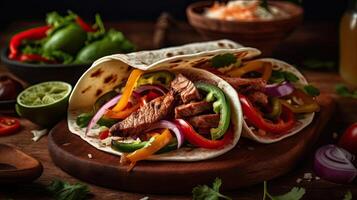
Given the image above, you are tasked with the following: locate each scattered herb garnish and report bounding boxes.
[303,85,320,97]
[263,181,305,200]
[335,84,357,99]
[269,70,299,83]
[46,179,90,200]
[302,59,335,70]
[343,191,352,200]
[192,178,232,200]
[211,53,238,68]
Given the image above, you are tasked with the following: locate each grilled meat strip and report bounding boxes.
[188,114,220,129]
[174,101,211,119]
[170,74,201,103]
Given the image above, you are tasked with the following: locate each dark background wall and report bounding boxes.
[0,0,348,29]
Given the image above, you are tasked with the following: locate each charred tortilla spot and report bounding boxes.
[90,69,103,78]
[96,89,103,97]
[228,44,234,48]
[166,52,174,57]
[104,74,118,84]
[170,59,183,64]
[178,51,184,55]
[81,86,92,94]
[218,42,225,47]
[169,64,178,68]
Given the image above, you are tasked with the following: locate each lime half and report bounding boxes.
[16,81,72,127]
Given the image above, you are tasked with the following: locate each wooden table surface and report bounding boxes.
[0,20,357,200]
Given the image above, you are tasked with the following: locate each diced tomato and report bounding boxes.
[0,117,21,136]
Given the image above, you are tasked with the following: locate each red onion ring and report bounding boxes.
[135,84,167,95]
[85,94,121,135]
[147,120,185,149]
[314,144,357,183]
[264,82,294,97]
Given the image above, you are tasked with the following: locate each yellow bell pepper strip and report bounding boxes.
[227,60,272,81]
[279,89,320,113]
[126,129,172,171]
[111,69,144,112]
[105,96,147,119]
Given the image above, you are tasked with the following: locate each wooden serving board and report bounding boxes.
[48,94,335,194]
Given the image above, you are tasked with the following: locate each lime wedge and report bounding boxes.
[16,81,72,127]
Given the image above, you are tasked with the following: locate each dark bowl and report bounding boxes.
[1,47,91,85]
[186,1,303,55]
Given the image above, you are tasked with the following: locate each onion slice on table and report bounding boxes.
[264,82,294,97]
[314,144,357,183]
[135,84,167,95]
[147,120,184,149]
[85,94,122,135]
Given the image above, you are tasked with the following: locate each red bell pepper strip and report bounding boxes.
[239,94,295,134]
[75,16,96,32]
[19,54,56,63]
[174,119,233,149]
[0,117,21,136]
[99,129,109,140]
[9,25,51,60]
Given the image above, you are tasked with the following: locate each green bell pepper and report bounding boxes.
[43,23,87,55]
[76,113,118,128]
[111,139,177,154]
[75,30,135,64]
[266,98,282,119]
[194,82,231,140]
[136,71,174,88]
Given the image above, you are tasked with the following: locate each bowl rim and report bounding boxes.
[0,47,90,69]
[186,0,304,25]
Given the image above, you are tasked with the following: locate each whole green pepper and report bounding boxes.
[111,139,177,154]
[136,71,174,88]
[43,23,87,55]
[195,82,231,140]
[75,30,135,64]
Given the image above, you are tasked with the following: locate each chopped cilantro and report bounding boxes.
[269,70,299,83]
[211,53,238,68]
[303,85,320,97]
[192,178,231,200]
[263,181,305,200]
[46,179,90,200]
[335,84,357,99]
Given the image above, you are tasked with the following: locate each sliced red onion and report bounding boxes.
[264,82,294,97]
[314,144,357,183]
[147,120,184,149]
[85,94,122,135]
[135,84,167,95]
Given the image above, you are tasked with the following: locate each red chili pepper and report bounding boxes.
[239,94,295,134]
[99,129,109,140]
[174,119,233,149]
[19,54,56,63]
[75,16,96,32]
[9,25,51,60]
[0,117,21,136]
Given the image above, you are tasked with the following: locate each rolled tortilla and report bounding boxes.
[68,40,259,161]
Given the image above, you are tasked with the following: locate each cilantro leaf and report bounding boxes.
[269,71,299,83]
[192,178,232,200]
[46,179,90,200]
[263,181,305,200]
[335,84,357,98]
[343,191,352,200]
[303,85,320,97]
[211,53,237,68]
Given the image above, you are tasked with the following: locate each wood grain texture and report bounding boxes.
[47,94,334,194]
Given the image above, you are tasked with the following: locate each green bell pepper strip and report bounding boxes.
[194,82,231,140]
[93,90,118,113]
[111,139,177,154]
[136,71,174,88]
[266,98,282,119]
[76,113,118,128]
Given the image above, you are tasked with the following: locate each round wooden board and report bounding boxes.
[48,95,334,194]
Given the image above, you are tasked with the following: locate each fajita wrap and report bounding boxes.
[68,40,260,163]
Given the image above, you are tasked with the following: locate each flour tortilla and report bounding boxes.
[68,40,259,161]
[240,58,315,143]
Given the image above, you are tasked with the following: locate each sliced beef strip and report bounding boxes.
[188,114,220,129]
[220,76,266,91]
[110,91,175,137]
[170,74,201,103]
[247,91,268,105]
[174,101,212,119]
